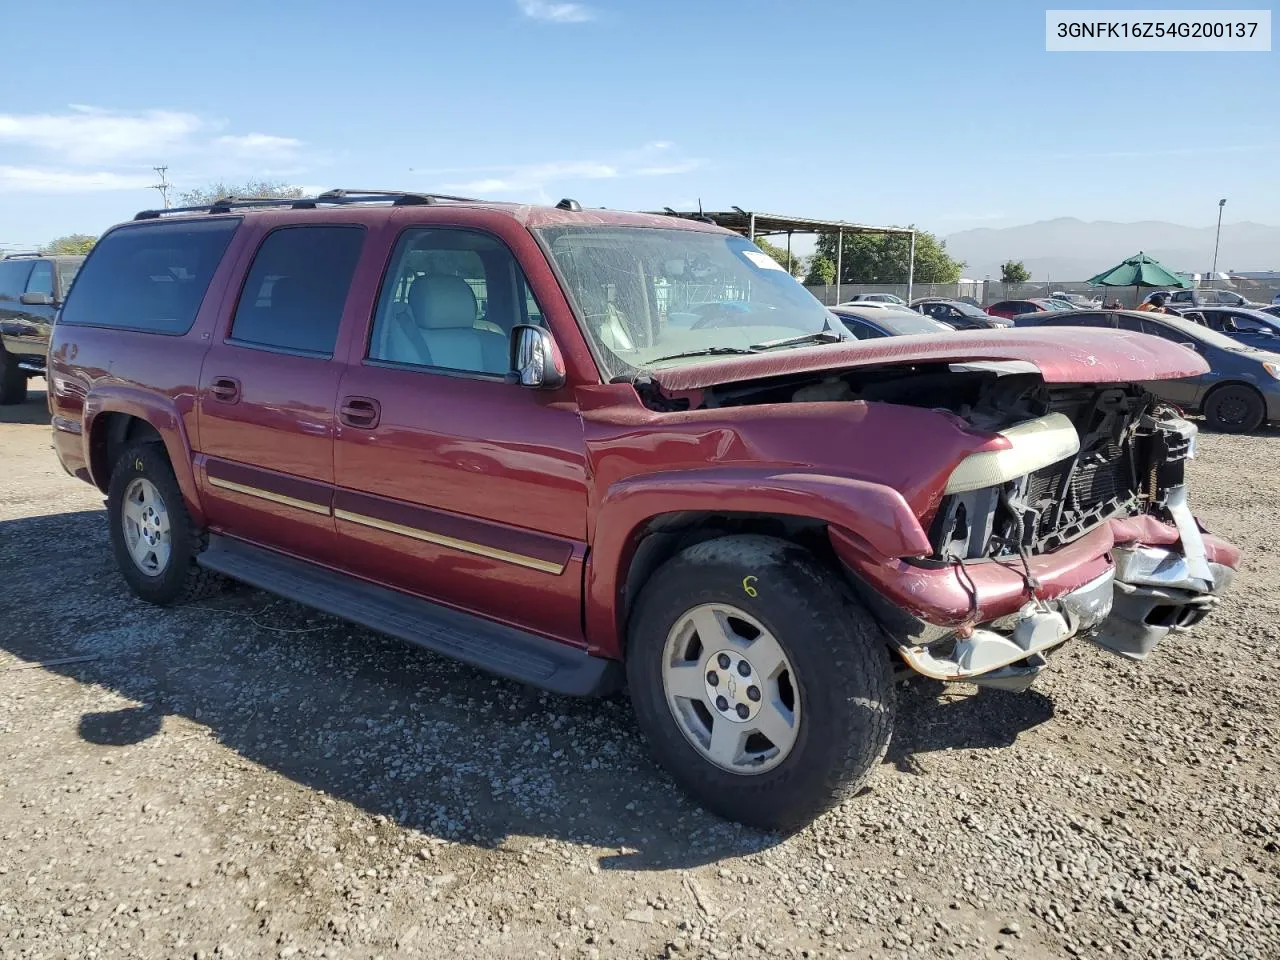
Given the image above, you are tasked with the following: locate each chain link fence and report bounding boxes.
[805,278,1280,309]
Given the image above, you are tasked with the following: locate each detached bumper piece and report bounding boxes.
[1091,546,1234,660]
[898,569,1115,693]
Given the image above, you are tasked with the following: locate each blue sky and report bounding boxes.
[1,0,1277,251]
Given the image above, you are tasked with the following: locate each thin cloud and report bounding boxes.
[0,106,313,195]
[436,143,702,196]
[0,107,203,164]
[0,166,155,193]
[215,133,305,162]
[517,0,596,22]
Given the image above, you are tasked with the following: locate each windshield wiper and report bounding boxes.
[749,330,848,351]
[645,346,760,365]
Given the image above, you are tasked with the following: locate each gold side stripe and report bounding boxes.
[208,476,332,517]
[334,508,565,575]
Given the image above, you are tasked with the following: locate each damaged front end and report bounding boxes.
[834,377,1238,691]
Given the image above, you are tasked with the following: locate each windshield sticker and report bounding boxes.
[741,250,786,271]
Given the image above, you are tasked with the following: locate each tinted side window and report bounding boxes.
[59,219,241,333]
[368,228,543,375]
[26,261,54,297]
[0,260,33,301]
[1049,312,1113,328]
[229,226,365,356]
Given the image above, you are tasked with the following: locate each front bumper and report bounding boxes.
[832,498,1239,689]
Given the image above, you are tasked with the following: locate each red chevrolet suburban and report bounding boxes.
[48,190,1238,830]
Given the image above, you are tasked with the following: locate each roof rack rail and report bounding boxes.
[134,189,482,220]
[1,251,43,259]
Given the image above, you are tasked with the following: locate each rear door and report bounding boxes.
[196,223,366,564]
[332,224,590,645]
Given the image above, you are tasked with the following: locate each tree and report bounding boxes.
[751,236,804,277]
[1000,260,1031,285]
[804,256,836,286]
[810,230,963,284]
[177,179,304,207]
[39,234,97,256]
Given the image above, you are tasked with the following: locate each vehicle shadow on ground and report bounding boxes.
[1,508,1055,871]
[0,384,49,426]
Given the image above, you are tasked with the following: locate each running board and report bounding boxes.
[198,535,620,697]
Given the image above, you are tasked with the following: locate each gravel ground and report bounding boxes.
[1,381,1277,960]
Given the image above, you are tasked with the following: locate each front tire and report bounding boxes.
[626,534,895,831]
[1203,383,1265,433]
[0,347,27,405]
[106,441,222,605]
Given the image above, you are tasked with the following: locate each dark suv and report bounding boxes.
[48,190,1239,830]
[0,253,84,403]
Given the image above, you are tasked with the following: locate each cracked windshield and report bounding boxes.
[536,226,846,379]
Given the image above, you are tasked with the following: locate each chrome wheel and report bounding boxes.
[661,603,801,775]
[121,477,171,576]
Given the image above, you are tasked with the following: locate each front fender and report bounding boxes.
[583,467,931,658]
[84,386,204,525]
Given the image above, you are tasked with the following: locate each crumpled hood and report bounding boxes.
[646,328,1209,392]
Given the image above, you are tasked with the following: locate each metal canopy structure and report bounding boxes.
[650,206,917,303]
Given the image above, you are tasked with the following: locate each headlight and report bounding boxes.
[1263,361,1280,381]
[944,413,1080,494]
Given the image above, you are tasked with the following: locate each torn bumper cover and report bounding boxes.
[830,493,1239,687]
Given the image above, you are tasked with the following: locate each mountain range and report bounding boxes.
[942,218,1280,281]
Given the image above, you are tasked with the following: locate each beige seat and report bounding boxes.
[393,274,507,373]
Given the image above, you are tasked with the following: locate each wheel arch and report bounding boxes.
[583,468,930,659]
[85,389,205,524]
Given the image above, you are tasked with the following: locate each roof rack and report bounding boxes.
[0,251,43,259]
[133,189,482,221]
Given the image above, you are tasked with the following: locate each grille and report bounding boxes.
[1023,442,1135,548]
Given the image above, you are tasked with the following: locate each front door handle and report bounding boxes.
[210,376,241,403]
[339,396,381,429]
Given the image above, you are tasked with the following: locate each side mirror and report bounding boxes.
[511,324,566,389]
[20,292,54,306]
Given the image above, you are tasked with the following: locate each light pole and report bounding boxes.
[1210,198,1226,281]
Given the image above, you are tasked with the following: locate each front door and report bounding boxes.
[196,223,366,564]
[1120,314,1209,409]
[333,226,590,645]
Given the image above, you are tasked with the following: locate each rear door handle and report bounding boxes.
[339,396,381,429]
[210,376,241,403]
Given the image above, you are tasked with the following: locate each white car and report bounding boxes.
[839,293,907,305]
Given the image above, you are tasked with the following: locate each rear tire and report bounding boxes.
[0,348,27,405]
[106,440,222,605]
[1203,383,1265,433]
[626,534,895,832]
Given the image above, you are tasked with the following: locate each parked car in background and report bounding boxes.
[0,252,85,404]
[837,293,906,305]
[1045,298,1079,311]
[1050,292,1101,308]
[1175,306,1280,350]
[1260,304,1280,319]
[1145,288,1264,309]
[986,299,1056,320]
[830,305,955,339]
[911,297,1013,329]
[46,189,1238,830]
[1015,308,1280,432]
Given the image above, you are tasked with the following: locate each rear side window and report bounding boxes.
[59,219,240,333]
[229,226,365,356]
[26,261,54,297]
[0,260,33,301]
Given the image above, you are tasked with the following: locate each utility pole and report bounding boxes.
[1210,197,1226,281]
[151,166,172,209]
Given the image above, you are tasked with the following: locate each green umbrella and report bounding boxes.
[1086,251,1190,308]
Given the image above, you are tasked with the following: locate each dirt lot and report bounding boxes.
[1,381,1277,960]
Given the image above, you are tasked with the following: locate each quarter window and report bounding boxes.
[229,226,365,356]
[368,228,543,376]
[25,261,54,297]
[59,219,240,334]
